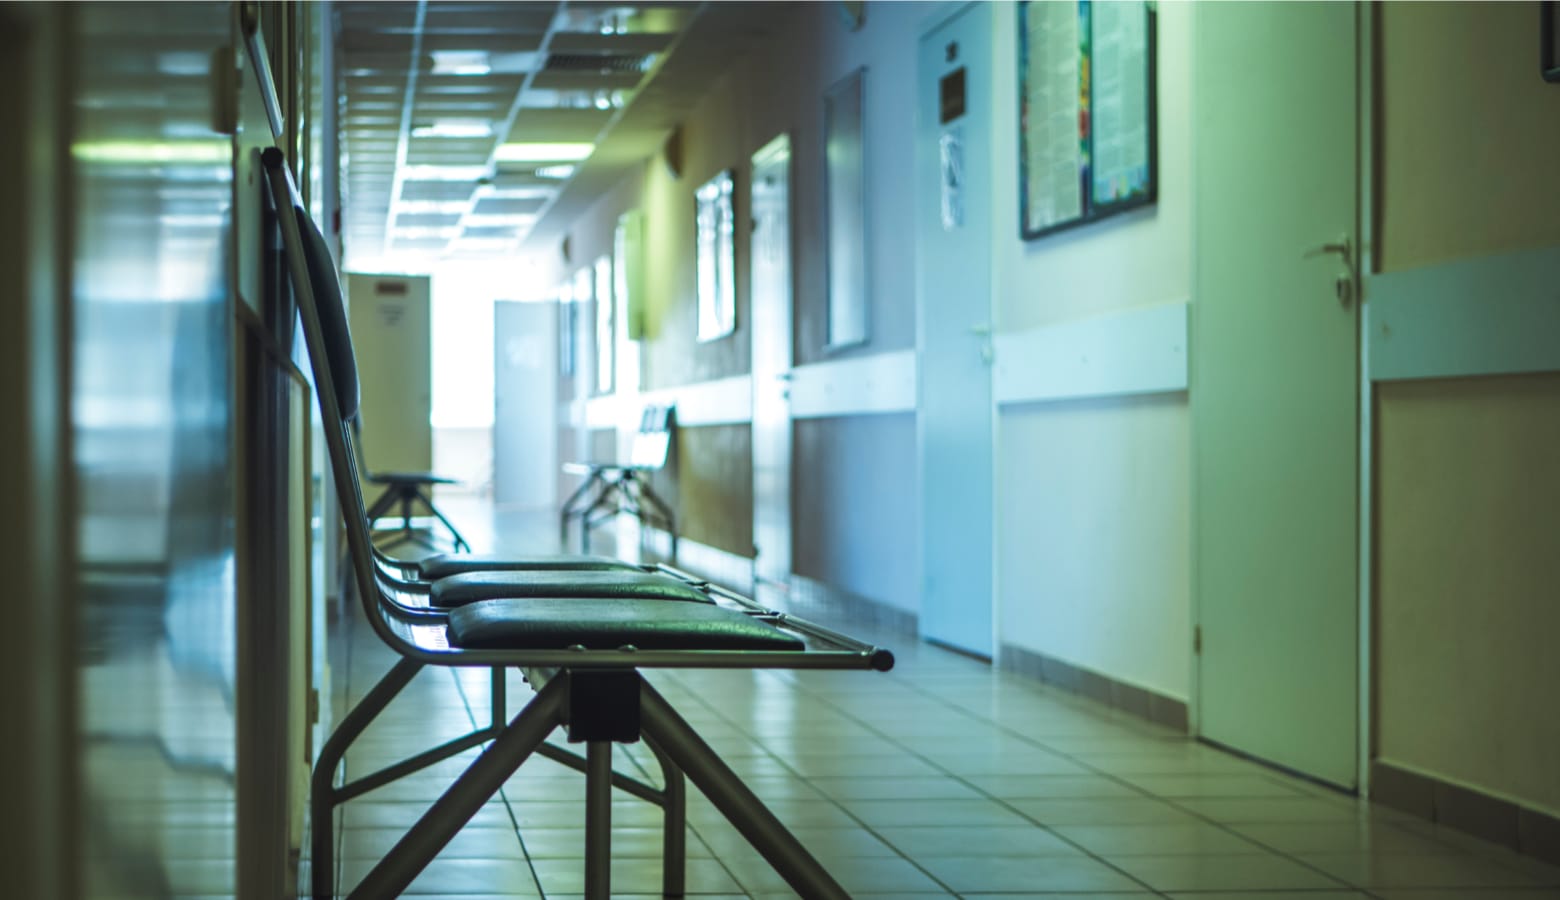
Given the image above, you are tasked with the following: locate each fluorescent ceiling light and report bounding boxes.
[158,214,226,228]
[430,50,491,76]
[394,226,460,240]
[395,200,473,215]
[490,52,543,74]
[447,238,517,253]
[411,119,494,139]
[401,165,492,181]
[72,141,230,165]
[495,142,594,163]
[477,185,555,199]
[534,164,577,179]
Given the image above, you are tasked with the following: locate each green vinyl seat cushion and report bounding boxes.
[446,597,805,651]
[430,570,713,609]
[416,553,638,581]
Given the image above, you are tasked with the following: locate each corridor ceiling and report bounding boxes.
[335,1,792,268]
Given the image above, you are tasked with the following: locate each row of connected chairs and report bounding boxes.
[560,403,679,556]
[263,148,895,899]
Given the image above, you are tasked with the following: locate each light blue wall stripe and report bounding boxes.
[993,302,1189,406]
[1366,246,1560,383]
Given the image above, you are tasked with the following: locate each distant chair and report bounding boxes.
[355,419,471,554]
[560,404,677,558]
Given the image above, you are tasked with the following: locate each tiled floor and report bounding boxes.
[325,503,1560,898]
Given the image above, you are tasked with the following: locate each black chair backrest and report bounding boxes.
[292,206,360,423]
[262,149,383,618]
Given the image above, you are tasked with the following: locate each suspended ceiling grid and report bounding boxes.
[335,1,795,269]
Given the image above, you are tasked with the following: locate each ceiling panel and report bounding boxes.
[472,195,547,216]
[505,108,612,143]
[528,70,643,92]
[395,212,466,228]
[399,181,482,202]
[335,0,796,266]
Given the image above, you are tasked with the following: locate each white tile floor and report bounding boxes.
[324,503,1560,898]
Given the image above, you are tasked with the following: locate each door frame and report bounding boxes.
[749,132,794,589]
[1354,0,1377,798]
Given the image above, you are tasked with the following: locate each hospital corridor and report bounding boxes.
[2,1,1558,898]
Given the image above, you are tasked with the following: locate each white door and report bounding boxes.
[750,134,793,589]
[917,3,994,658]
[1193,1,1360,788]
[346,273,432,503]
[493,301,558,508]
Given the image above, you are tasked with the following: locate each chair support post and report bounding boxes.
[534,742,664,805]
[489,666,505,733]
[638,681,849,900]
[584,741,614,900]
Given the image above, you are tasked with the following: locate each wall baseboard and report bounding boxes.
[999,643,1190,733]
[783,574,918,637]
[1371,760,1560,866]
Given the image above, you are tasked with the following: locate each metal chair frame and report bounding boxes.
[363,472,471,554]
[265,152,893,900]
[560,462,678,557]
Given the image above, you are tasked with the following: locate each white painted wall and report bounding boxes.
[987,1,1195,700]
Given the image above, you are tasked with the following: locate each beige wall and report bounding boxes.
[1373,2,1560,816]
[989,1,1193,699]
[1375,374,1560,816]
[540,3,933,598]
[1377,1,1560,272]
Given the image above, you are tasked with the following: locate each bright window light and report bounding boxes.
[494,142,594,163]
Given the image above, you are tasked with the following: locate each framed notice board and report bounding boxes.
[1018,0,1157,240]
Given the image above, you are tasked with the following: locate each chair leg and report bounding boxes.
[346,677,569,899]
[638,680,849,900]
[417,486,471,552]
[559,471,602,543]
[363,487,397,529]
[399,490,416,534]
[644,733,687,898]
[312,657,423,900]
[584,741,613,900]
[633,474,678,561]
[579,480,623,554]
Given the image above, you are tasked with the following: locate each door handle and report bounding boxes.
[1303,234,1355,308]
[1303,234,1352,266]
[969,323,992,337]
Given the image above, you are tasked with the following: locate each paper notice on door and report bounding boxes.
[940,126,965,230]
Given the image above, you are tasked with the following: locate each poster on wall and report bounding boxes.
[1019,0,1156,240]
